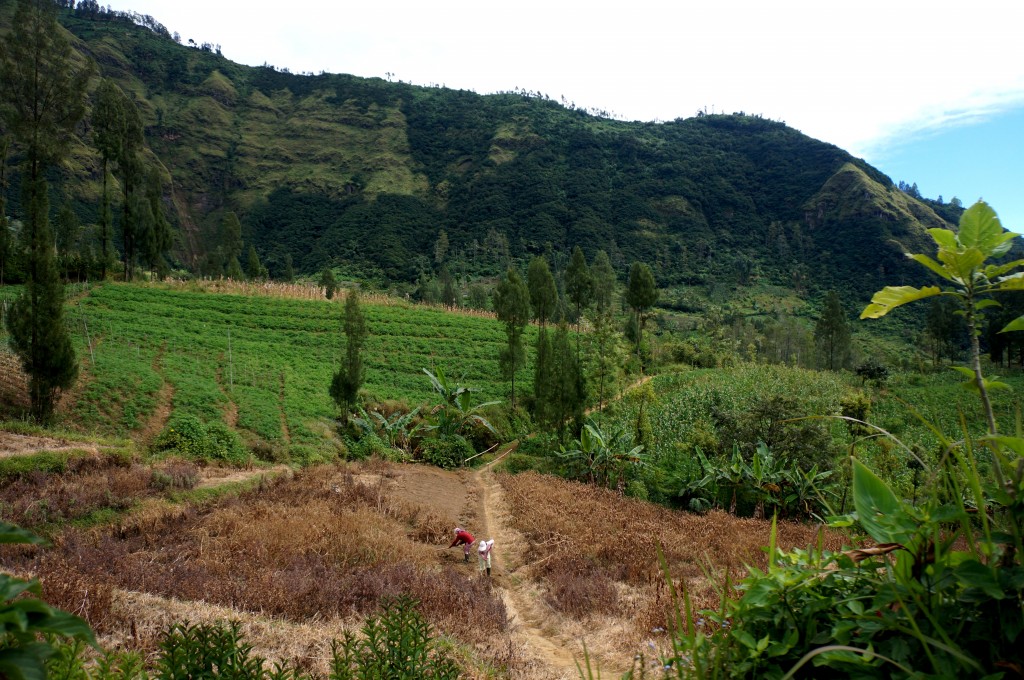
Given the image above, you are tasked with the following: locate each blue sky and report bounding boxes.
[109,0,1024,232]
[860,107,1024,231]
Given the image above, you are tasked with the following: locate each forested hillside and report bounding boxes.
[1,3,957,299]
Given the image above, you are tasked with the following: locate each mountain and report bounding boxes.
[2,4,956,300]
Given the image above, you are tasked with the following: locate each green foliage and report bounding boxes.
[660,439,1024,679]
[152,413,247,465]
[330,594,458,679]
[421,367,498,443]
[862,201,1021,434]
[330,291,367,413]
[5,180,79,423]
[319,267,337,299]
[626,262,657,363]
[527,255,557,324]
[419,435,474,470]
[494,267,531,408]
[157,620,277,680]
[814,290,851,370]
[558,419,645,492]
[0,522,97,680]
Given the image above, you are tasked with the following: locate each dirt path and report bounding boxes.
[584,373,654,418]
[474,463,581,678]
[137,344,175,446]
[466,445,632,679]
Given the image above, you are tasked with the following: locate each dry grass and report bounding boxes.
[498,471,843,644]
[0,453,152,528]
[12,463,506,659]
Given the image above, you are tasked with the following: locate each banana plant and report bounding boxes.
[861,200,1021,435]
[422,368,498,440]
[558,419,646,491]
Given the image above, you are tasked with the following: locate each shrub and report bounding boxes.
[625,479,649,501]
[331,594,459,679]
[204,421,249,465]
[419,435,474,469]
[152,415,249,465]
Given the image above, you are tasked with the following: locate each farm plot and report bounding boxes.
[63,283,534,451]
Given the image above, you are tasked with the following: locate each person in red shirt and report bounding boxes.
[448,527,474,562]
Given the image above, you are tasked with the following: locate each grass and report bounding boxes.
[498,470,843,646]
[46,281,537,459]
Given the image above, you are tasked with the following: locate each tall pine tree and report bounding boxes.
[0,0,93,421]
[330,290,367,413]
[494,268,530,409]
[814,290,852,371]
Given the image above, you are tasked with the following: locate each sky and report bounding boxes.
[107,0,1024,229]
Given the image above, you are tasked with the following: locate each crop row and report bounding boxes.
[61,283,534,449]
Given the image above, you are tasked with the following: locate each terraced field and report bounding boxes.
[54,282,536,454]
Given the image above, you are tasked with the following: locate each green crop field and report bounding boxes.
[50,282,535,449]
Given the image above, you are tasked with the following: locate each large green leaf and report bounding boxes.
[936,246,985,283]
[954,559,1004,600]
[984,259,1024,279]
[927,228,958,250]
[907,254,953,281]
[1001,315,1024,333]
[860,286,941,319]
[852,458,912,544]
[957,200,1011,256]
[993,273,1024,292]
[0,523,45,546]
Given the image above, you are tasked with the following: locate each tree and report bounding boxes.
[586,309,625,415]
[533,327,553,426]
[282,253,295,282]
[814,290,852,370]
[245,244,264,280]
[112,89,144,280]
[54,200,80,280]
[330,290,367,414]
[550,321,586,440]
[439,267,457,308]
[1,0,92,422]
[862,200,1021,434]
[493,268,530,409]
[527,255,557,326]
[591,249,616,316]
[225,254,244,280]
[433,228,449,266]
[91,79,125,280]
[625,261,657,365]
[221,211,244,265]
[564,245,592,355]
[0,135,13,284]
[319,267,337,299]
[6,181,78,422]
[139,166,173,278]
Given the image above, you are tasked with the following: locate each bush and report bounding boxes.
[625,479,649,501]
[419,435,474,469]
[152,415,249,465]
[347,432,390,460]
[289,443,339,466]
[204,421,249,465]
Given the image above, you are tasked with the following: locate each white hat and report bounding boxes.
[478,541,488,552]
[454,527,462,534]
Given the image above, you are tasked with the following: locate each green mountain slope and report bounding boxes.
[1,5,955,300]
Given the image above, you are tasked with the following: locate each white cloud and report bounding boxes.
[111,0,1024,157]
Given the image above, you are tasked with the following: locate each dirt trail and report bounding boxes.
[469,445,625,679]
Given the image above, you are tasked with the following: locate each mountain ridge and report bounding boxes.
[1,4,955,302]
